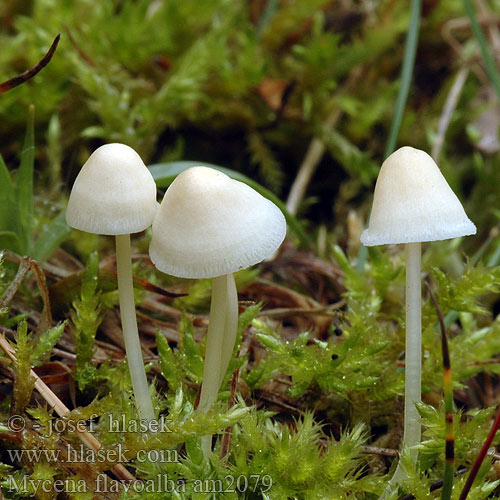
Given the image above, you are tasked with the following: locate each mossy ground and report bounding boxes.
[1,1,500,499]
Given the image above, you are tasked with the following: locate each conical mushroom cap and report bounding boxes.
[361,146,476,246]
[66,143,158,235]
[149,166,286,278]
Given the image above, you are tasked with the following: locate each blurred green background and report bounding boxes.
[1,0,497,246]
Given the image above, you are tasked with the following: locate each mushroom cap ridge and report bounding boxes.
[361,146,476,246]
[149,166,287,278]
[66,143,158,235]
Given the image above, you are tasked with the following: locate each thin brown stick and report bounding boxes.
[458,408,500,500]
[0,35,60,93]
[0,257,31,308]
[432,68,469,162]
[362,446,399,457]
[425,281,454,500]
[220,367,240,461]
[442,16,500,53]
[476,0,500,60]
[51,347,77,361]
[63,25,96,66]
[29,259,53,335]
[424,283,449,367]
[0,324,16,339]
[465,359,500,366]
[258,301,345,318]
[441,15,496,87]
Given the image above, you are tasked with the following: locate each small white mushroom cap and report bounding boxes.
[66,143,158,235]
[361,146,476,246]
[149,166,287,278]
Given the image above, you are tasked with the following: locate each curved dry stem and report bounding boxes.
[432,68,469,162]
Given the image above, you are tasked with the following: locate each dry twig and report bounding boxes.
[432,68,469,162]
[0,35,60,93]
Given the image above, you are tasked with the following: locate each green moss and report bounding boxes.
[3,2,500,498]
[70,251,102,391]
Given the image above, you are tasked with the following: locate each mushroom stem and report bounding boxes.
[218,274,238,388]
[379,242,422,499]
[115,234,155,422]
[404,241,422,459]
[199,274,238,458]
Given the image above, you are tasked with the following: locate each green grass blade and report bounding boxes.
[149,161,311,246]
[384,0,421,158]
[0,231,22,254]
[0,154,16,232]
[462,0,500,102]
[15,105,36,255]
[359,0,422,273]
[257,0,279,37]
[487,240,500,267]
[32,210,72,262]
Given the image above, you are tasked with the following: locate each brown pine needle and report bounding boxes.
[63,25,96,66]
[0,257,31,308]
[29,258,53,335]
[458,407,500,500]
[425,281,454,500]
[0,35,60,93]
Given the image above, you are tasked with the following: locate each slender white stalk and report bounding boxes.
[404,241,422,458]
[199,274,239,457]
[218,274,238,388]
[115,234,155,422]
[379,242,422,499]
[198,275,228,412]
[199,275,228,457]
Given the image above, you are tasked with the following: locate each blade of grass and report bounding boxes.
[462,0,500,102]
[0,232,22,255]
[33,210,72,262]
[361,0,421,276]
[487,239,500,267]
[384,0,421,158]
[426,282,454,500]
[0,154,16,232]
[149,161,310,246]
[257,0,279,37]
[15,105,35,255]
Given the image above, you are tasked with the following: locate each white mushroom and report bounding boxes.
[361,146,476,246]
[149,166,286,456]
[361,146,475,485]
[66,143,157,422]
